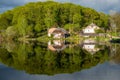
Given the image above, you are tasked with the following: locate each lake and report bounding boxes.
[0,39,120,80]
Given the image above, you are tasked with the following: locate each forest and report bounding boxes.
[0,41,110,75]
[0,1,109,40]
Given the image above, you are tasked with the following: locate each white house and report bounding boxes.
[82,23,100,37]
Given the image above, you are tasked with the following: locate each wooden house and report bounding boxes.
[48,28,69,38]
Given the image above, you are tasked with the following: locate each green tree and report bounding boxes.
[17,15,28,37]
[0,1,109,39]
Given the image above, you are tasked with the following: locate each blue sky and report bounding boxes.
[0,0,120,14]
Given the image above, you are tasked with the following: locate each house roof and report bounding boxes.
[85,23,100,29]
[48,28,68,34]
[48,28,57,34]
[48,44,66,52]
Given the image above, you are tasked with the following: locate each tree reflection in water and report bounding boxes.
[0,40,111,75]
[109,44,120,65]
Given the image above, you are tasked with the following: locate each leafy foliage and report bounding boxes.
[111,12,120,33]
[0,1,109,39]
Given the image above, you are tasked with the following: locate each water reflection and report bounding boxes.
[81,39,100,55]
[109,44,120,65]
[0,40,111,76]
[48,40,68,52]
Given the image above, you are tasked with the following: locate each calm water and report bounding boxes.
[0,39,120,80]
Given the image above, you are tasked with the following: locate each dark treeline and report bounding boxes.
[0,1,109,39]
[0,41,109,75]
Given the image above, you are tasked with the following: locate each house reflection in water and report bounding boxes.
[81,39,100,55]
[48,40,67,52]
